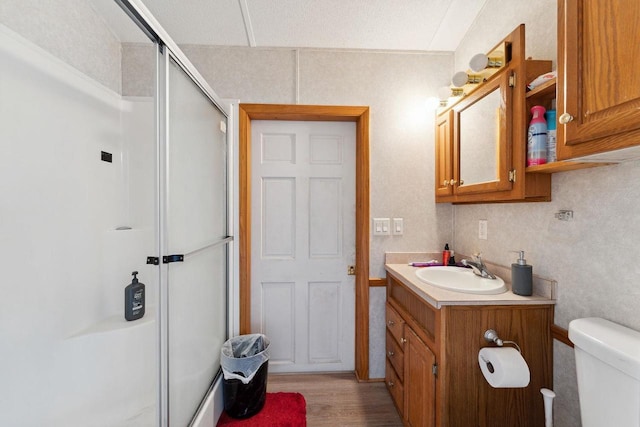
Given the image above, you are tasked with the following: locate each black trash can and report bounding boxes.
[221,334,270,419]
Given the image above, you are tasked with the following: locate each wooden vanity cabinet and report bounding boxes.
[385,272,553,426]
[557,0,640,160]
[386,301,437,426]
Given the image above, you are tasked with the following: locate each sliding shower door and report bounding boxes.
[160,53,230,426]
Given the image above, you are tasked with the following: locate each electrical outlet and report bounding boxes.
[478,220,488,240]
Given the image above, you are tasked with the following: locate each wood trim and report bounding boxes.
[238,106,251,335]
[551,324,573,348]
[369,277,387,287]
[238,104,371,380]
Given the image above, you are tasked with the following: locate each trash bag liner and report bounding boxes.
[221,334,270,385]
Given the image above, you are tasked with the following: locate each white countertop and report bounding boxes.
[386,263,556,309]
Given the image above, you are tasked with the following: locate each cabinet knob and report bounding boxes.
[401,337,407,344]
[443,179,450,186]
[460,179,464,185]
[559,113,574,124]
[450,179,458,186]
[387,380,395,387]
[387,320,395,326]
[387,350,395,357]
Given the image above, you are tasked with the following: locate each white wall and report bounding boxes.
[453,0,640,425]
[0,24,157,426]
[0,0,123,93]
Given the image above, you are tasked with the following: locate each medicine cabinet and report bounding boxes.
[435,25,553,204]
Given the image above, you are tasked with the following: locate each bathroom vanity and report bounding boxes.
[384,262,555,426]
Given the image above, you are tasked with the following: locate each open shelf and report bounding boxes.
[526,78,556,99]
[524,77,617,174]
[526,160,615,173]
[67,307,155,339]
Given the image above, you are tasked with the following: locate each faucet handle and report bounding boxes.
[472,252,483,261]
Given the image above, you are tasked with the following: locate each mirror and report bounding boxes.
[458,83,502,186]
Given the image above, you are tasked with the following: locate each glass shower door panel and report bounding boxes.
[167,61,227,253]
[168,245,227,426]
[166,58,228,426]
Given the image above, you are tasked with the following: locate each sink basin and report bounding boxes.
[415,266,507,295]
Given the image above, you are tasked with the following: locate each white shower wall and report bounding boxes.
[0,26,157,426]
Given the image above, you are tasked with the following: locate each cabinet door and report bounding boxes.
[558,0,640,159]
[404,326,436,427]
[453,73,514,197]
[435,110,454,200]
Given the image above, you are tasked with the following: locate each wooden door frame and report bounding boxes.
[238,103,370,380]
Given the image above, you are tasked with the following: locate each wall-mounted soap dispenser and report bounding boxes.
[125,271,145,321]
[511,251,533,296]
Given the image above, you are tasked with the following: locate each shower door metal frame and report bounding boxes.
[115,1,234,426]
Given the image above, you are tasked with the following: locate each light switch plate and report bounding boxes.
[373,218,391,236]
[393,218,403,235]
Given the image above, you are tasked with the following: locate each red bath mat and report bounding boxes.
[217,392,306,427]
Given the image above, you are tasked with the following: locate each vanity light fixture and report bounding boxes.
[435,86,465,108]
[425,96,441,111]
[469,52,505,72]
[451,71,483,88]
[469,53,489,72]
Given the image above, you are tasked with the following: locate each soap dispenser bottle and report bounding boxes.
[511,251,533,296]
[125,271,145,321]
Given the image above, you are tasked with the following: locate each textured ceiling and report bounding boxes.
[90,0,488,52]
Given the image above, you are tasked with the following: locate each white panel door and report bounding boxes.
[251,120,356,373]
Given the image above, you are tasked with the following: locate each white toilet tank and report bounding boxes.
[569,317,640,427]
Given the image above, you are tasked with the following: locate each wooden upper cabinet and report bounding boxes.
[557,0,640,159]
[434,24,552,203]
[435,110,454,200]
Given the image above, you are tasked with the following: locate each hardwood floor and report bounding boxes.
[267,373,403,426]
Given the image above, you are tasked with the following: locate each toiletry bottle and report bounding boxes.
[448,250,456,266]
[511,251,533,296]
[442,243,451,266]
[527,106,547,166]
[545,109,557,163]
[125,271,145,321]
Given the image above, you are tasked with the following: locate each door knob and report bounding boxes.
[559,113,574,124]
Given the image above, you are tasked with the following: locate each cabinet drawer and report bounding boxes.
[386,330,404,378]
[386,303,405,345]
[385,359,404,417]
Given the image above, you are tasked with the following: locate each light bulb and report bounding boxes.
[437,86,452,100]
[425,96,440,111]
[451,71,469,88]
[469,53,489,72]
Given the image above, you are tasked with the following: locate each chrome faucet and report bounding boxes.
[462,254,496,279]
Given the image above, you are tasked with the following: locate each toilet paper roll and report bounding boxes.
[478,347,530,388]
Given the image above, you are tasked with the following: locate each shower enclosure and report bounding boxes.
[0,1,232,426]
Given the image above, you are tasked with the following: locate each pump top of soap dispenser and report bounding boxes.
[131,271,139,282]
[513,251,527,265]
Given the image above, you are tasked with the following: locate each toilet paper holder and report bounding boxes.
[484,329,522,353]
